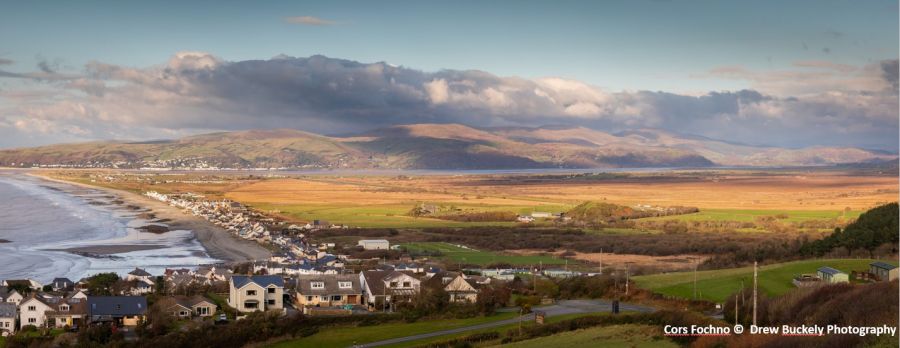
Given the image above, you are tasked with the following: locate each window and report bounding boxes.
[247,290,257,296]
[267,299,275,305]
[332,295,342,301]
[267,287,276,294]
[244,302,258,309]
[27,305,35,311]
[306,296,313,302]
[310,282,324,289]
[389,281,398,288]
[59,305,69,312]
[338,281,352,289]
[320,295,328,301]
[28,318,36,323]
[403,282,411,288]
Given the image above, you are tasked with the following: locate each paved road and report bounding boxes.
[355,300,656,348]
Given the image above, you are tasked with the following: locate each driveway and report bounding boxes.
[355,300,656,347]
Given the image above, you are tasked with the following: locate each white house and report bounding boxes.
[0,303,16,336]
[358,240,390,250]
[228,275,284,313]
[0,287,23,305]
[18,296,53,329]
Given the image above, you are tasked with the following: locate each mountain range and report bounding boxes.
[0,124,895,169]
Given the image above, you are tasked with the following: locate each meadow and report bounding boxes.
[401,242,568,266]
[632,258,896,302]
[494,324,675,348]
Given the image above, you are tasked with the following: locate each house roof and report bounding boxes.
[362,270,417,296]
[128,268,152,277]
[817,267,845,276]
[52,278,74,284]
[870,262,897,271]
[87,296,148,316]
[0,303,15,318]
[231,275,284,289]
[297,274,361,296]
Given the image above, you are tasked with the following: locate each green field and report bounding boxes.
[269,312,517,348]
[492,324,676,348]
[401,242,568,266]
[633,258,894,302]
[640,209,860,223]
[251,203,527,228]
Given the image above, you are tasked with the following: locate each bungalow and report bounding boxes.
[359,270,421,311]
[295,274,362,311]
[0,303,16,336]
[426,273,479,303]
[869,262,899,281]
[87,296,147,327]
[0,287,23,305]
[358,239,390,250]
[126,268,153,283]
[817,267,849,283]
[51,278,75,292]
[159,296,217,319]
[228,275,284,313]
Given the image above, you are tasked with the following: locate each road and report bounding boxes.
[355,300,656,348]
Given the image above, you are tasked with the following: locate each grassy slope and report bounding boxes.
[491,324,676,348]
[270,312,517,348]
[640,208,860,222]
[633,258,896,302]
[401,242,568,265]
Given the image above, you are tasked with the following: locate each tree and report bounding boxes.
[85,273,121,295]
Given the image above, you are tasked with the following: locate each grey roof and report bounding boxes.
[870,262,897,270]
[297,274,361,296]
[0,303,15,318]
[817,267,845,276]
[87,296,147,316]
[232,275,284,289]
[128,268,152,277]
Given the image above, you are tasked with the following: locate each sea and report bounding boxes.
[0,172,219,283]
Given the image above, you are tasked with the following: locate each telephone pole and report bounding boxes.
[692,258,698,300]
[752,261,758,327]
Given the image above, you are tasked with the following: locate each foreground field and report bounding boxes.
[633,258,896,302]
[492,324,675,348]
[401,242,568,266]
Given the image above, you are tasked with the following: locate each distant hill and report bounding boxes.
[0,124,895,169]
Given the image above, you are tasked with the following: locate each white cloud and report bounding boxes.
[284,16,336,26]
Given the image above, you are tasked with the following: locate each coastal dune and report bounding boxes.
[33,174,272,263]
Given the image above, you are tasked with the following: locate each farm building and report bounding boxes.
[816,267,849,283]
[358,239,390,250]
[869,262,898,281]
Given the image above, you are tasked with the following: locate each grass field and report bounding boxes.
[270,312,517,348]
[401,242,568,266]
[640,208,861,223]
[633,258,896,302]
[492,324,675,348]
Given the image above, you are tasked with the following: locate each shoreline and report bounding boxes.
[31,173,272,263]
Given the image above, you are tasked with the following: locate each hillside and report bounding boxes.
[0,124,894,169]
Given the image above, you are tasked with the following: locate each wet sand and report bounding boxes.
[32,174,272,262]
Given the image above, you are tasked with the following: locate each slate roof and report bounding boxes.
[297,274,361,295]
[128,268,152,277]
[871,262,897,270]
[87,296,148,316]
[817,267,845,276]
[231,275,284,289]
[362,270,417,296]
[0,303,16,318]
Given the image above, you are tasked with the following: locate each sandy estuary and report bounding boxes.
[0,171,269,283]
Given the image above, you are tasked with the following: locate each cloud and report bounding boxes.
[0,58,13,65]
[284,16,336,26]
[881,59,898,92]
[0,52,897,150]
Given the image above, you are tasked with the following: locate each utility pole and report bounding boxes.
[598,248,603,275]
[734,293,739,323]
[625,264,630,296]
[752,261,758,327]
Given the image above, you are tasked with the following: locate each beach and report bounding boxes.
[34,173,272,262]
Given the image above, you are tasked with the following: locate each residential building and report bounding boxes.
[228,275,284,313]
[18,295,53,329]
[158,296,217,319]
[359,270,420,311]
[0,287,23,305]
[0,303,16,336]
[44,297,87,329]
[358,239,390,250]
[295,274,362,310]
[869,262,899,281]
[87,296,147,327]
[51,278,75,292]
[426,273,480,303]
[817,267,849,283]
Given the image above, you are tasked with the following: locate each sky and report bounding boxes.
[0,0,897,150]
